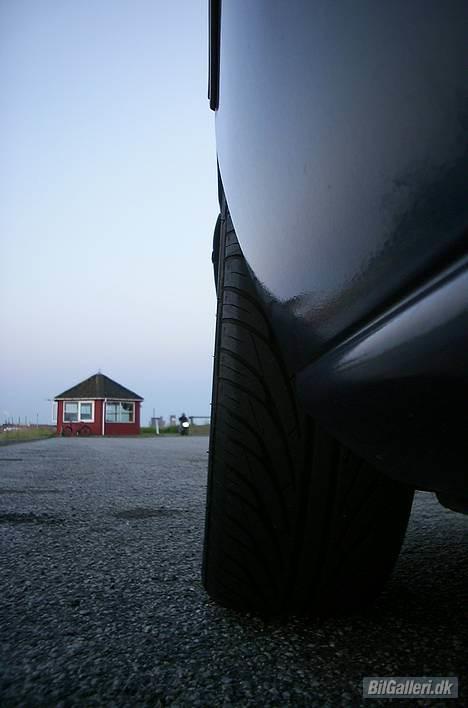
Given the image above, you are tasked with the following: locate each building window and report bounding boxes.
[64,402,78,422]
[63,401,94,422]
[80,402,93,420]
[105,401,134,423]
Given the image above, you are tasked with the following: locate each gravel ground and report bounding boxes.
[0,436,466,707]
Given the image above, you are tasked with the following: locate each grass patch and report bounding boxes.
[0,426,56,445]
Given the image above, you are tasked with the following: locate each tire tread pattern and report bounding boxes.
[203,211,414,615]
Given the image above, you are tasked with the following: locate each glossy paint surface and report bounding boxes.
[216,0,468,371]
[297,260,468,492]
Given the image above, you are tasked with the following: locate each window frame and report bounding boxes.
[63,400,95,423]
[105,400,135,424]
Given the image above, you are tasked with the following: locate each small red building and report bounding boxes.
[54,373,143,437]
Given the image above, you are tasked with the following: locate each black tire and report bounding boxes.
[202,209,414,616]
[62,426,73,437]
[78,426,91,437]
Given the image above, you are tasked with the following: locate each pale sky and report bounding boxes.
[1,0,219,425]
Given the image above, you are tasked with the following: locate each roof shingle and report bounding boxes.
[54,373,143,401]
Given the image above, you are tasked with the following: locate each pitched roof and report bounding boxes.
[55,373,143,401]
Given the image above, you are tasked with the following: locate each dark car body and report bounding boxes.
[209,0,468,509]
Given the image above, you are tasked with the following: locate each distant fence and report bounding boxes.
[143,416,211,436]
[188,416,211,426]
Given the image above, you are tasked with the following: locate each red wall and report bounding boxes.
[56,400,141,436]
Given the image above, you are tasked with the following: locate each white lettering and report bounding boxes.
[386,680,396,695]
[367,680,379,695]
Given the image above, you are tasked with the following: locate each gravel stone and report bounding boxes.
[0,436,466,707]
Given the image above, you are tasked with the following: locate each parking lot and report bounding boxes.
[0,436,466,706]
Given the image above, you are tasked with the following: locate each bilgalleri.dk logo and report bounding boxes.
[362,677,458,699]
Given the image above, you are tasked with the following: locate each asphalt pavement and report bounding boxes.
[0,436,466,707]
